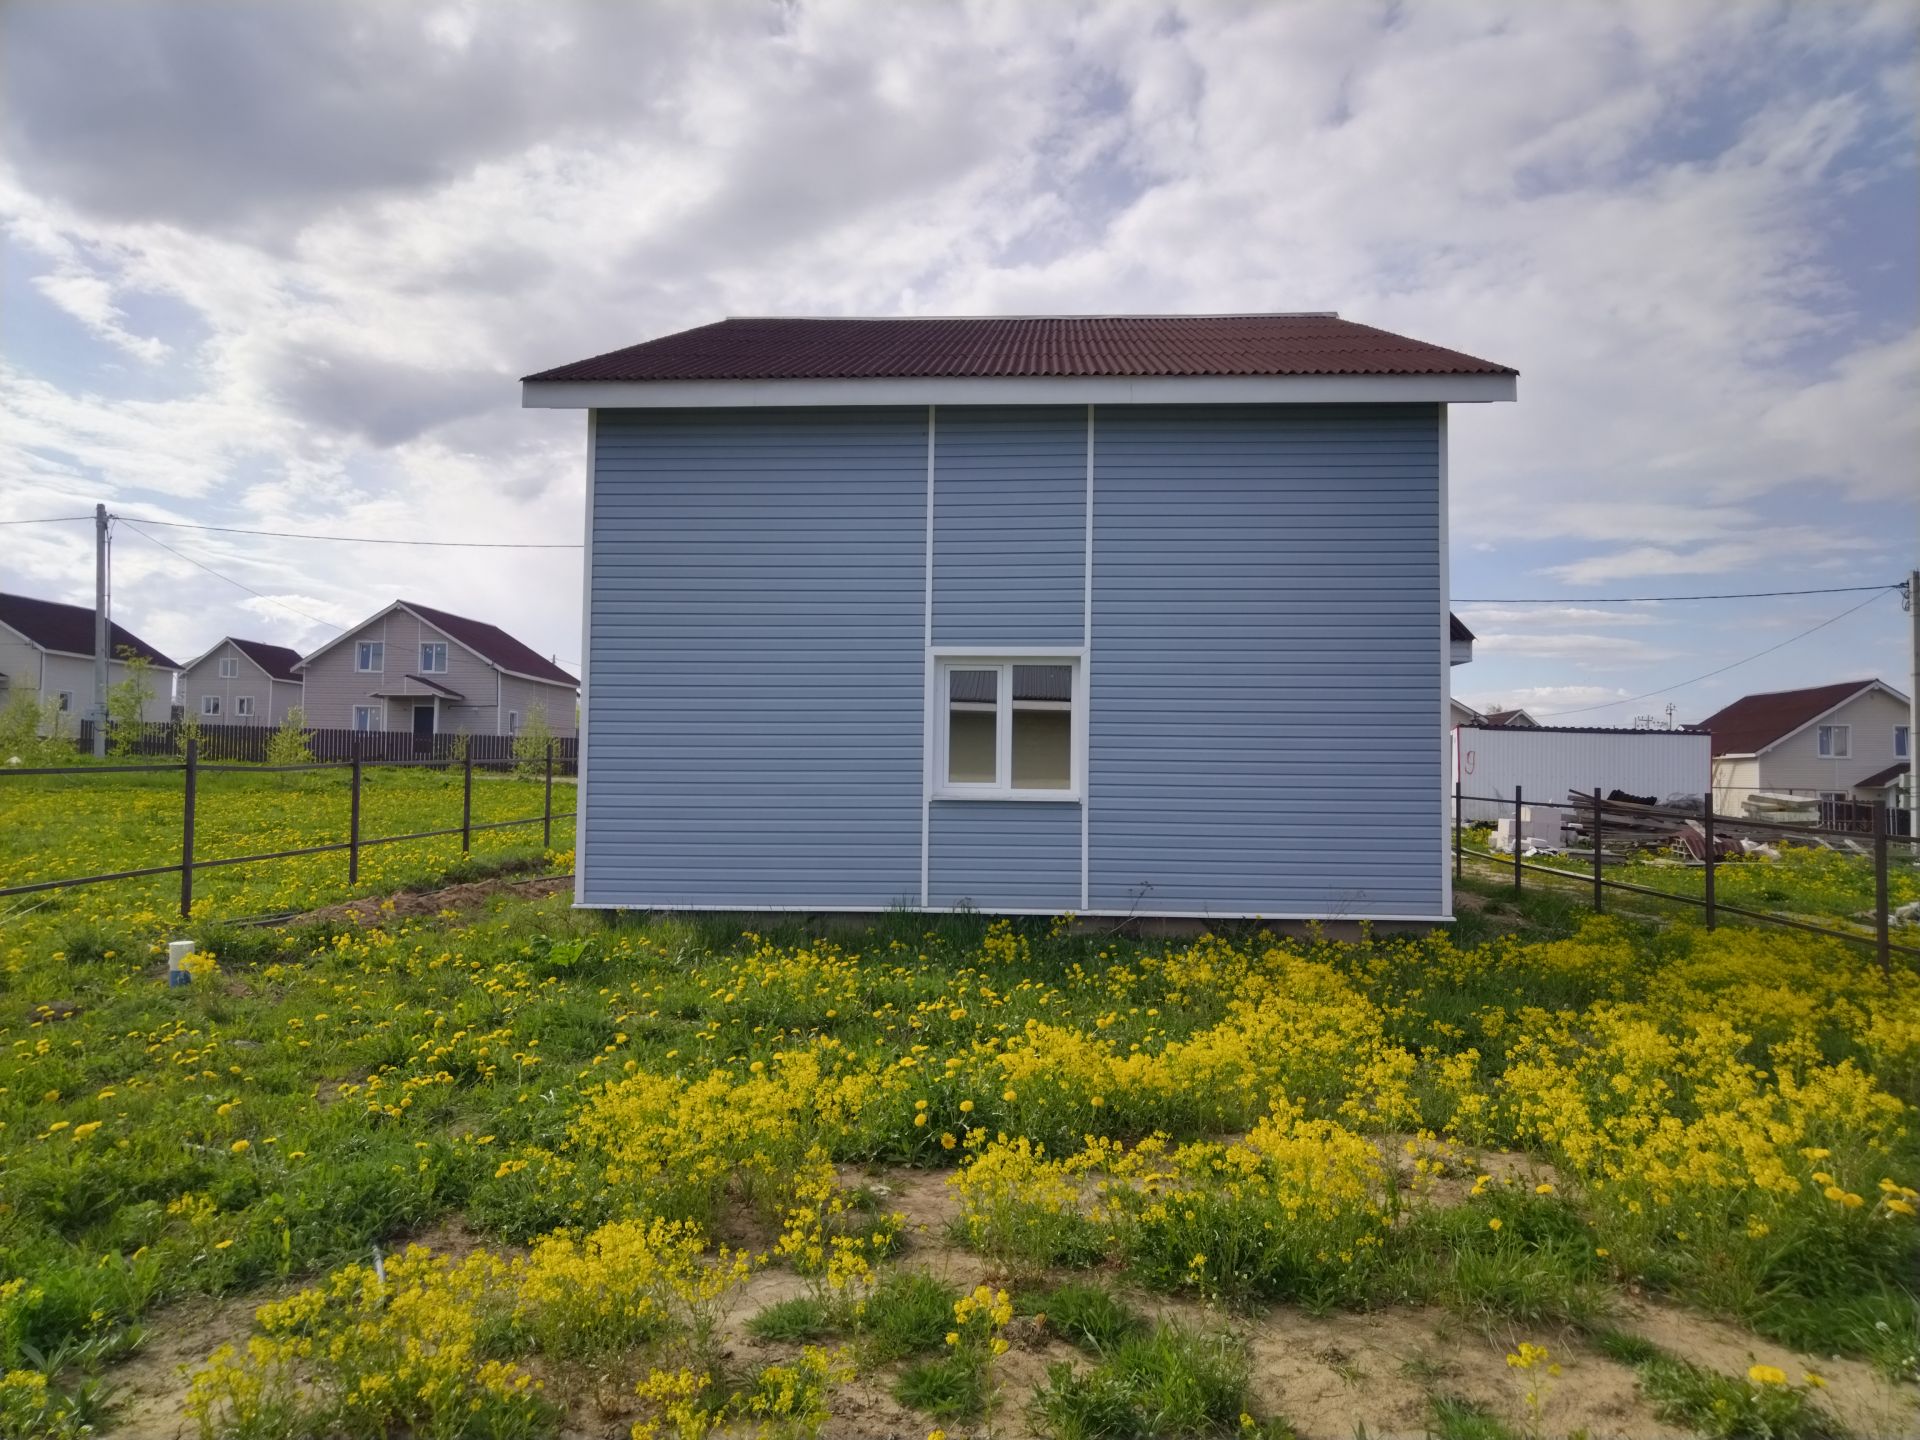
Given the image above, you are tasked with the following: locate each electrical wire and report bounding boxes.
[1534,586,1898,718]
[124,516,582,549]
[0,514,95,525]
[116,522,342,632]
[1452,584,1896,603]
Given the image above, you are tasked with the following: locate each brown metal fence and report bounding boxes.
[74,718,578,772]
[1,739,573,919]
[1453,783,1918,976]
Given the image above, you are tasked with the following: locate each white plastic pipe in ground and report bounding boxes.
[167,939,195,987]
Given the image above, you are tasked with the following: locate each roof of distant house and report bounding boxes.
[1696,679,1906,757]
[1480,708,1537,727]
[297,600,577,688]
[1856,761,1909,789]
[0,591,181,669]
[227,638,304,682]
[524,314,1518,384]
[1449,614,1474,643]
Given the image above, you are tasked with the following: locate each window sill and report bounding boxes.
[932,789,1081,804]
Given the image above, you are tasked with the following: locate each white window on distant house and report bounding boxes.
[507,711,520,735]
[235,696,255,718]
[420,642,447,674]
[933,656,1081,799]
[201,695,221,717]
[218,655,238,678]
[1817,724,1851,759]
[1897,725,1911,760]
[56,691,73,712]
[352,704,380,732]
[355,641,384,673]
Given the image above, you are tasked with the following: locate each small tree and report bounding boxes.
[0,692,67,766]
[105,650,156,757]
[175,707,204,758]
[266,706,314,767]
[513,705,555,777]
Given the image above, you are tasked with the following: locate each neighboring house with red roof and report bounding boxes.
[178,637,305,726]
[294,601,577,740]
[1698,679,1910,812]
[1478,708,1539,728]
[0,591,180,727]
[524,312,1518,918]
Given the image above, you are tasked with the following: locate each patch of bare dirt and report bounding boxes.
[104,1292,271,1440]
[289,872,572,929]
[1618,1297,1918,1439]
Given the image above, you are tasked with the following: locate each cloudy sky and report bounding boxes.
[2,0,1914,722]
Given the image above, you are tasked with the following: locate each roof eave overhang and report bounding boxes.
[521,372,1518,410]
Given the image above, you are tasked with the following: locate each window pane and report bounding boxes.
[947,668,997,784]
[1011,665,1073,790]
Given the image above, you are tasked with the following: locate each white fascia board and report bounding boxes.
[523,373,1517,410]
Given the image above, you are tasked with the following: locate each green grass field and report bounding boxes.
[0,779,1915,1439]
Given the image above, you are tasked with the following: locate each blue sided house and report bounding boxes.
[522,314,1517,922]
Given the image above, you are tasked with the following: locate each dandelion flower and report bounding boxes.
[230,1139,250,1154]
[1488,1218,1503,1231]
[1747,1364,1788,1386]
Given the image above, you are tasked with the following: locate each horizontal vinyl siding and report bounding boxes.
[584,407,926,908]
[928,801,1079,910]
[1089,404,1444,917]
[932,406,1084,646]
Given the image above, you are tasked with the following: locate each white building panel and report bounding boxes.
[1453,725,1712,825]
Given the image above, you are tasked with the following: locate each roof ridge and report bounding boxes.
[719,312,1345,321]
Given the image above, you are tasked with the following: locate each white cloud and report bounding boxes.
[0,0,1912,687]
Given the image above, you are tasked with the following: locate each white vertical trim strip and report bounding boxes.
[1437,403,1453,920]
[1081,403,1094,912]
[574,409,597,907]
[920,405,936,909]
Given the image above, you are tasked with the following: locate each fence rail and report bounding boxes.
[1,739,572,918]
[1454,783,1917,975]
[72,718,578,772]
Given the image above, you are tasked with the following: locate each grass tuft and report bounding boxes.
[745,1296,835,1344]
[1037,1282,1146,1354]
[1030,1323,1291,1439]
[857,1270,962,1363]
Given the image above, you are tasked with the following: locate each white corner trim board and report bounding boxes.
[524,373,1517,410]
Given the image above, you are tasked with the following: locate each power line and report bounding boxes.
[126,516,582,549]
[116,521,342,632]
[1453,584,1897,603]
[0,514,95,526]
[1535,586,1897,718]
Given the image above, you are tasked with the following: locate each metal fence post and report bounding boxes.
[1592,787,1603,913]
[543,739,554,850]
[1875,802,1891,979]
[1703,791,1717,931]
[180,738,198,920]
[462,749,474,854]
[349,737,363,886]
[1513,783,1524,893]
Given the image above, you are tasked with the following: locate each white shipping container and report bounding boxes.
[1453,725,1712,825]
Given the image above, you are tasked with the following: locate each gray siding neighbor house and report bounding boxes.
[295,601,577,739]
[179,638,305,725]
[0,591,180,727]
[523,314,1517,919]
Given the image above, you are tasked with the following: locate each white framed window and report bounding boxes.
[355,641,384,673]
[932,653,1082,800]
[352,704,381,732]
[1817,724,1850,758]
[419,642,447,674]
[56,691,73,712]
[218,654,238,678]
[235,696,255,718]
[1897,725,1910,760]
[201,695,221,717]
[507,710,520,735]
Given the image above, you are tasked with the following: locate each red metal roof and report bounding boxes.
[0,591,181,669]
[227,637,303,682]
[524,315,1517,384]
[1696,680,1882,757]
[400,601,578,688]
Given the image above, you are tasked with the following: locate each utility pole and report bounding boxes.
[1907,568,1918,842]
[92,503,110,758]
